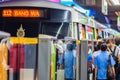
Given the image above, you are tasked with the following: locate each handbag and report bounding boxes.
[107,55,115,79]
[57,69,64,80]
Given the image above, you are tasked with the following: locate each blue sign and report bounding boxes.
[60,0,94,16]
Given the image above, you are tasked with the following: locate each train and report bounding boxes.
[0,1,120,80]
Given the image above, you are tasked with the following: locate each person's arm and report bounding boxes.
[94,57,98,80]
[92,56,95,64]
[94,67,97,80]
[117,47,120,63]
[111,66,116,79]
[110,55,116,79]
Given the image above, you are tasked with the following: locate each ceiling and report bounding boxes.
[76,0,120,31]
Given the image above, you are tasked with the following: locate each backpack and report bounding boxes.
[109,46,119,73]
[109,46,118,64]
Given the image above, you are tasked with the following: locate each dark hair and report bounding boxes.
[106,38,115,44]
[94,45,98,51]
[97,36,102,40]
[67,44,73,51]
[97,41,103,50]
[115,38,120,46]
[101,43,107,51]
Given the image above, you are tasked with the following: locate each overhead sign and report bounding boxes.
[49,0,60,3]
[117,16,120,31]
[60,0,89,15]
[102,0,108,15]
[88,17,95,27]
[2,9,45,18]
[117,16,120,26]
[60,0,73,2]
[86,0,96,5]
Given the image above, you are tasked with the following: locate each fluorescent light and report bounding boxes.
[110,0,120,5]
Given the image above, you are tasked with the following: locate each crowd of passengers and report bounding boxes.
[88,37,120,80]
[54,37,120,80]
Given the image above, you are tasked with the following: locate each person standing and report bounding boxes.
[106,39,120,80]
[93,42,103,63]
[64,43,75,80]
[88,48,93,80]
[94,43,116,80]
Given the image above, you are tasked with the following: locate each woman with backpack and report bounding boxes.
[106,38,120,80]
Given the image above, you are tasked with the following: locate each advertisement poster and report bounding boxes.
[102,0,108,15]
[98,29,103,38]
[79,24,82,40]
[86,26,93,40]
[92,28,96,40]
[117,16,120,31]
[82,25,86,39]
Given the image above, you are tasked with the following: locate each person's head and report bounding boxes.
[115,38,120,46]
[67,43,73,51]
[97,41,103,50]
[101,43,107,51]
[62,40,66,43]
[94,44,98,51]
[106,38,115,47]
[97,36,103,42]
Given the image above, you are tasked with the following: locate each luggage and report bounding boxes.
[57,69,64,80]
[0,44,8,80]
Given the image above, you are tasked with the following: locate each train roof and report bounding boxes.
[0,1,73,11]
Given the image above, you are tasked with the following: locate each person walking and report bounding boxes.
[94,43,116,80]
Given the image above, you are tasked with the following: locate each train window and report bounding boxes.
[41,22,69,39]
[82,25,86,39]
[0,20,69,38]
[86,26,93,40]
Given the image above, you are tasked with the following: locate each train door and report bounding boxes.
[55,38,83,80]
[38,35,81,80]
[56,38,78,80]
[9,37,38,80]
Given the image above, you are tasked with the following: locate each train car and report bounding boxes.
[0,0,72,38]
[0,1,120,80]
[0,1,74,80]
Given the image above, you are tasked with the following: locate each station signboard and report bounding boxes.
[1,8,48,19]
[102,0,108,15]
[117,16,120,31]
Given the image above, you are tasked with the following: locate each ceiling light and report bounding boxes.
[110,0,120,5]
